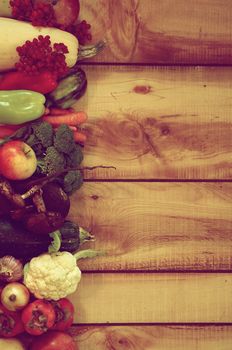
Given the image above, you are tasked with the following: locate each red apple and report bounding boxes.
[0,140,37,180]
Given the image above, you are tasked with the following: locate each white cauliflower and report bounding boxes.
[24,252,81,300]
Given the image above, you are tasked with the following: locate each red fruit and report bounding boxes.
[21,300,55,336]
[0,304,24,338]
[51,298,74,331]
[34,0,80,27]
[31,330,77,350]
[0,141,37,181]
[53,0,80,26]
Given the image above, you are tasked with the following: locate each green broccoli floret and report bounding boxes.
[37,146,66,175]
[65,144,83,168]
[53,124,76,154]
[60,170,83,195]
[32,122,54,148]
[20,122,54,157]
[26,134,45,156]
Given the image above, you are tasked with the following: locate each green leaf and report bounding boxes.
[23,263,29,278]
[48,231,61,253]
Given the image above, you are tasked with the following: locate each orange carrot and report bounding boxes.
[73,131,87,144]
[54,125,77,131]
[50,108,74,116]
[44,107,50,115]
[42,112,88,126]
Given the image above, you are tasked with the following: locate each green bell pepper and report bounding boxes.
[0,90,45,125]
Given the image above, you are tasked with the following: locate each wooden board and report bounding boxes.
[76,66,232,180]
[69,273,232,323]
[80,0,232,64]
[71,325,232,350]
[69,182,232,271]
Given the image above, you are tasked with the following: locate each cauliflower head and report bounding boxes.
[24,252,81,300]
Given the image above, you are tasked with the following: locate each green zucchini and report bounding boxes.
[0,219,80,260]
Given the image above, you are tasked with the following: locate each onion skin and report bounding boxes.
[0,338,26,350]
[1,282,30,311]
[0,256,23,282]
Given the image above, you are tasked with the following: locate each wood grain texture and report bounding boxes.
[80,0,232,64]
[70,325,232,350]
[76,65,232,180]
[69,273,232,323]
[69,182,232,271]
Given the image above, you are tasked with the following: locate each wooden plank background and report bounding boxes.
[69,273,232,323]
[70,1,232,348]
[80,0,232,64]
[77,65,232,180]
[69,182,232,271]
[70,325,232,350]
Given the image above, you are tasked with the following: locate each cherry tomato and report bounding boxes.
[51,298,74,331]
[0,304,24,338]
[21,300,55,336]
[31,330,77,350]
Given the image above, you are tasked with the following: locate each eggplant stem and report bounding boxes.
[79,227,95,245]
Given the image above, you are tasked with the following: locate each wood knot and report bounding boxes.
[91,195,99,200]
[133,85,151,94]
[161,126,170,135]
[119,120,143,144]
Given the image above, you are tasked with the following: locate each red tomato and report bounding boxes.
[51,298,74,331]
[0,304,24,338]
[31,330,77,350]
[21,300,55,336]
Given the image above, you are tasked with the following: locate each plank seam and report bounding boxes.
[72,322,232,326]
[82,269,232,274]
[79,62,232,67]
[81,270,232,274]
[84,179,232,183]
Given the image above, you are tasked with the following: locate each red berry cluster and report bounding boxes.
[15,36,69,78]
[10,0,33,21]
[30,3,57,27]
[10,0,56,27]
[66,20,92,45]
[10,0,92,45]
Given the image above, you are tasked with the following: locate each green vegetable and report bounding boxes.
[65,144,83,168]
[46,67,87,109]
[0,90,45,125]
[37,146,66,175]
[0,219,83,260]
[48,231,61,253]
[53,124,76,154]
[25,121,53,156]
[60,170,83,195]
[9,121,84,194]
[32,121,53,148]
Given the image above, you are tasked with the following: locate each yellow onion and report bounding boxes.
[0,255,23,282]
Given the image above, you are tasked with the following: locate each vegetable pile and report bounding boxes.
[0,1,105,348]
